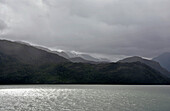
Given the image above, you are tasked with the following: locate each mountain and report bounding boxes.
[0,39,169,84]
[65,51,110,63]
[15,41,31,46]
[35,46,51,52]
[118,56,170,78]
[0,40,69,65]
[52,51,70,59]
[153,52,170,72]
[79,54,110,62]
[0,53,169,84]
[64,51,79,58]
[69,57,96,64]
[36,46,70,59]
[35,45,107,63]
[99,58,111,62]
[80,54,100,62]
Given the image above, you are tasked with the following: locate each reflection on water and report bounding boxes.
[0,85,170,111]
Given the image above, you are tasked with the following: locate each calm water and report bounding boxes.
[0,85,170,111]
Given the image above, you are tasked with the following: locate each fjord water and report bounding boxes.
[0,85,170,111]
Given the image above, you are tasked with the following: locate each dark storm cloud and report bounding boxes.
[0,0,170,60]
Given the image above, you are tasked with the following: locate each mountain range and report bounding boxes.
[36,46,110,63]
[0,39,170,84]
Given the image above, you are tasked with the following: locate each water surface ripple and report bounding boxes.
[0,85,170,111]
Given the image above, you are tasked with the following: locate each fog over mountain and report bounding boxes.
[0,0,170,61]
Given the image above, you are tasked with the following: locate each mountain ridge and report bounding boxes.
[153,52,170,72]
[0,39,170,84]
[0,40,69,65]
[118,56,170,78]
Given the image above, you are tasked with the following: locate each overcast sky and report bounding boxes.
[0,0,170,61]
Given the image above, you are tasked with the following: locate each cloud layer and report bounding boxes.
[0,0,170,60]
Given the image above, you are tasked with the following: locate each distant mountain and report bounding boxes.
[69,57,96,64]
[65,51,110,63]
[0,40,69,65]
[80,54,100,62]
[99,58,111,62]
[118,56,170,78]
[64,51,79,58]
[36,45,109,63]
[153,52,170,72]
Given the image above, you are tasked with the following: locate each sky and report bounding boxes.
[0,0,170,61]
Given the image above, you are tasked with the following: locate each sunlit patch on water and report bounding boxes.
[0,85,170,111]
